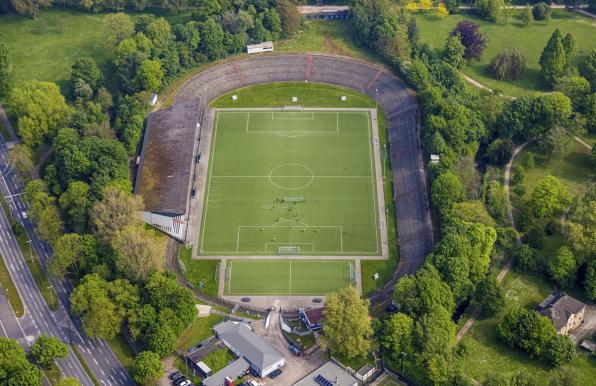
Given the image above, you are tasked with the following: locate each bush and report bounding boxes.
[516,244,540,272]
[532,3,551,21]
[524,225,546,249]
[473,276,505,317]
[488,48,526,81]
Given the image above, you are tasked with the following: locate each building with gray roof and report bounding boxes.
[293,361,359,386]
[537,291,586,335]
[134,100,200,241]
[202,357,250,386]
[213,320,284,378]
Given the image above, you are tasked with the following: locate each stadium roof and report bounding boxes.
[213,321,283,371]
[134,100,200,215]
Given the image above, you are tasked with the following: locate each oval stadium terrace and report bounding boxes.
[133,53,434,279]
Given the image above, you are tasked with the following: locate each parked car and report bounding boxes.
[241,297,251,302]
[21,211,28,219]
[250,368,259,377]
[312,298,323,303]
[173,377,188,386]
[169,372,183,380]
[289,345,300,356]
[269,369,282,379]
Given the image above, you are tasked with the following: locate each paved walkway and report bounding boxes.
[456,143,526,342]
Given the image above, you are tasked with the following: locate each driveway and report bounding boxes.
[258,310,327,385]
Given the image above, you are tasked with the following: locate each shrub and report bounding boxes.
[450,20,487,60]
[524,225,546,249]
[488,48,526,80]
[532,2,551,21]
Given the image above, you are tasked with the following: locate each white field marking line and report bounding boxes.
[234,225,342,255]
[199,112,220,254]
[210,175,371,178]
[367,111,380,254]
[246,111,250,132]
[336,111,339,133]
[271,112,314,120]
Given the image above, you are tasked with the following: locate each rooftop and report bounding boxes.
[134,100,200,215]
[301,307,324,325]
[213,321,283,371]
[293,361,358,386]
[537,292,586,331]
[202,357,250,386]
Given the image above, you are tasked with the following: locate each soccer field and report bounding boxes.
[224,259,354,295]
[199,109,381,256]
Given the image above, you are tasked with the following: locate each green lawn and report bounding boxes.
[211,82,377,109]
[177,314,224,352]
[333,351,375,371]
[179,246,219,297]
[415,10,596,96]
[107,335,136,374]
[461,270,596,384]
[284,331,316,350]
[200,110,380,256]
[513,140,595,197]
[276,20,383,64]
[0,253,24,317]
[0,9,118,94]
[225,259,354,295]
[202,347,236,373]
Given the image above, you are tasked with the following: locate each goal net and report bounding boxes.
[279,246,300,255]
[284,105,303,111]
[283,196,305,202]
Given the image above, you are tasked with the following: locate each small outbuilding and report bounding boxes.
[293,361,358,386]
[299,307,324,330]
[247,41,273,54]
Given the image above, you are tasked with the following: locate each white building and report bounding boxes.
[247,41,274,54]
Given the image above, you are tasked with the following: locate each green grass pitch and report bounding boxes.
[224,259,354,295]
[199,109,380,256]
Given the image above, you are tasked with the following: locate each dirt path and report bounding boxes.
[456,143,527,342]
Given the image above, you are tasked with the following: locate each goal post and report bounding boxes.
[349,262,355,283]
[279,246,301,255]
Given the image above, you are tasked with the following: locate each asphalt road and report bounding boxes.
[0,142,134,386]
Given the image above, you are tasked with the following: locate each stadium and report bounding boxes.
[134,53,433,301]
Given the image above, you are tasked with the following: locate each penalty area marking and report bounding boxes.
[235,225,343,254]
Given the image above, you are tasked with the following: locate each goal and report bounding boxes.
[283,105,303,111]
[279,246,301,255]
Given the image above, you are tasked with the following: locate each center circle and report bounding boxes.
[268,164,314,190]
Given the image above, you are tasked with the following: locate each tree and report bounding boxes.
[435,2,449,18]
[0,337,41,386]
[472,275,505,317]
[583,49,596,89]
[30,335,68,369]
[132,351,163,385]
[113,225,163,282]
[136,59,163,92]
[10,81,70,147]
[521,5,533,26]
[562,33,576,71]
[90,186,143,242]
[59,181,91,233]
[381,313,414,367]
[71,58,102,97]
[547,246,577,287]
[102,13,135,45]
[9,144,33,179]
[393,266,455,316]
[485,138,514,166]
[540,29,568,86]
[488,48,526,81]
[431,171,464,211]
[443,35,465,69]
[555,76,590,112]
[485,180,507,221]
[475,0,505,22]
[321,286,372,358]
[585,260,596,301]
[70,274,122,339]
[545,335,576,367]
[498,308,556,357]
[565,185,596,261]
[0,41,12,99]
[450,20,487,60]
[10,0,51,19]
[530,175,572,218]
[414,305,456,366]
[532,2,551,21]
[277,0,301,38]
[50,233,97,279]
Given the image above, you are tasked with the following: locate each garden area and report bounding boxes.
[177,313,223,352]
[415,9,596,96]
[460,270,596,384]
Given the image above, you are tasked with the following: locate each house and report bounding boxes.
[537,292,587,335]
[203,357,250,386]
[293,361,358,386]
[299,307,324,330]
[213,321,284,378]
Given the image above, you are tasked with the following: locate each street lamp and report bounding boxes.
[401,351,407,374]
